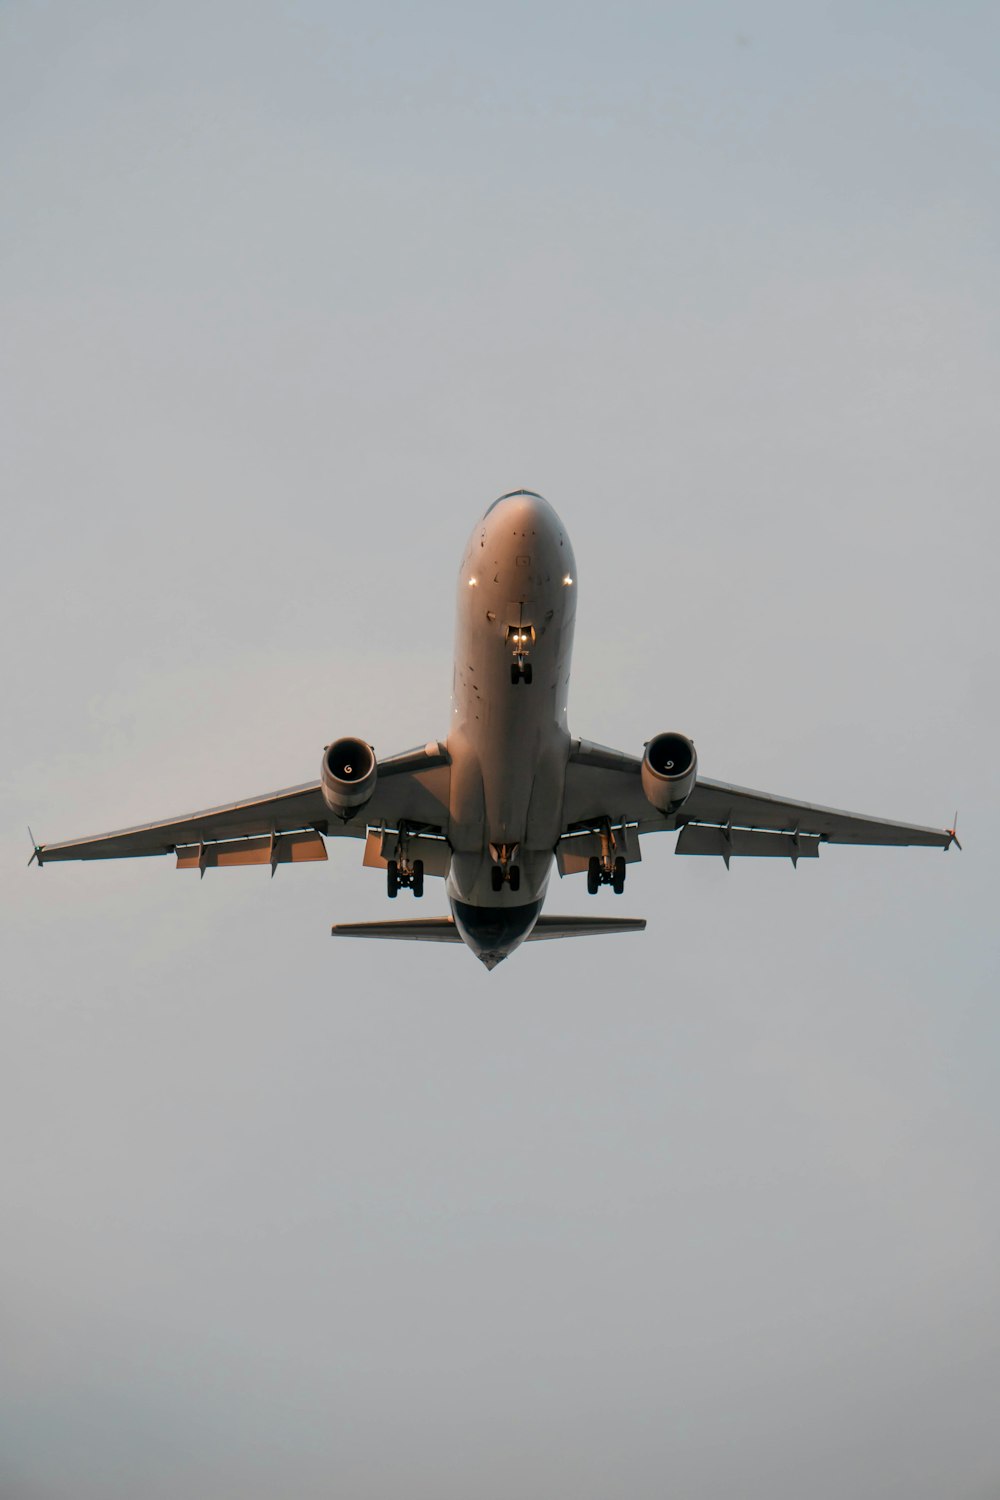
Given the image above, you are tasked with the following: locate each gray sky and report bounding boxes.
[3,2,999,1496]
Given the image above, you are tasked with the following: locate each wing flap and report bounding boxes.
[362,829,451,878]
[555,825,642,875]
[676,824,820,861]
[176,829,328,870]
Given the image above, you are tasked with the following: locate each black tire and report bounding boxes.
[491,864,504,892]
[510,662,521,685]
[587,856,600,896]
[523,662,533,685]
[412,859,424,899]
[508,864,520,892]
[387,859,399,898]
[612,855,626,894]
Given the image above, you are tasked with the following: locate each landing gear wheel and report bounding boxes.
[612,855,626,895]
[508,864,521,892]
[412,859,424,899]
[522,662,533,685]
[387,859,399,898]
[587,855,600,896]
[510,663,521,686]
[491,864,504,892]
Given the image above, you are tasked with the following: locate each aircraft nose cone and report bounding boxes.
[482,489,561,531]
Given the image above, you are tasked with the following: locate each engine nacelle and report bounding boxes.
[641,732,698,814]
[321,737,377,820]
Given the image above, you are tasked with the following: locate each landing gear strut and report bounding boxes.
[386,825,424,898]
[507,624,534,685]
[586,822,627,894]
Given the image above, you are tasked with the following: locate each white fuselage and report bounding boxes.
[443,492,577,961]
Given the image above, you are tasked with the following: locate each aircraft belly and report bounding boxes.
[445,491,577,914]
[449,615,571,846]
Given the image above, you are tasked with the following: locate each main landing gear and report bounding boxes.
[386,824,424,898]
[387,857,424,898]
[586,821,627,894]
[587,854,626,895]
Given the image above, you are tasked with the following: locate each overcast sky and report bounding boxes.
[3,2,999,1496]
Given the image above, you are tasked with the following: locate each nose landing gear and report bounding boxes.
[506,625,535,685]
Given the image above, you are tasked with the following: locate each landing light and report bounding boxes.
[468,577,478,587]
[563,574,574,586]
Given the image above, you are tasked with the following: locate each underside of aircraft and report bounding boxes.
[33,492,958,968]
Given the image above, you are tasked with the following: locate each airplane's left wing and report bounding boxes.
[560,739,957,869]
[35,742,451,868]
[677,777,955,853]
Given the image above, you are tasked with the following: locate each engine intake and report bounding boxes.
[321,737,377,820]
[641,732,697,814]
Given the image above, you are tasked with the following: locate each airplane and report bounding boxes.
[32,491,959,969]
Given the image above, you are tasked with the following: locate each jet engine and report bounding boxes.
[321,737,377,820]
[641,732,698,814]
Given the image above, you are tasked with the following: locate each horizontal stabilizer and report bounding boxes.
[332,918,464,943]
[331,915,647,943]
[526,915,646,940]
